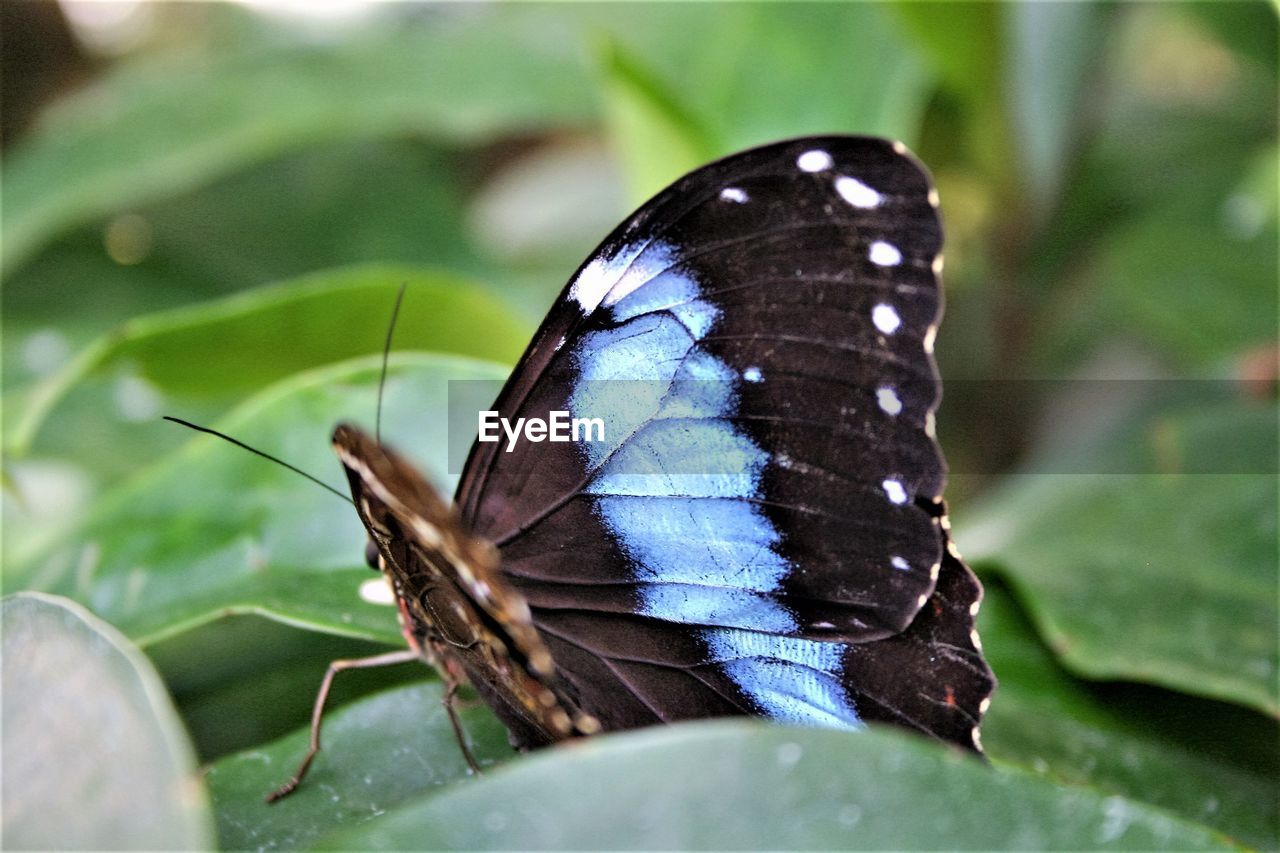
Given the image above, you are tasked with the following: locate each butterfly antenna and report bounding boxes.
[376,282,408,445]
[163,416,351,504]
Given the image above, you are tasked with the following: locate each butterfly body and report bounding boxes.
[331,136,993,757]
[333,424,599,750]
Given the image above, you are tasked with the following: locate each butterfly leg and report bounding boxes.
[266,648,421,803]
[440,666,483,774]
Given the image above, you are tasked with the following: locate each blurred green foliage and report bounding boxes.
[2,2,1275,849]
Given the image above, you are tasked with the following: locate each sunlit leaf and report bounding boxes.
[7,354,510,647]
[2,269,527,572]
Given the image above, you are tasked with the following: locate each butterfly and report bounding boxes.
[270,135,995,800]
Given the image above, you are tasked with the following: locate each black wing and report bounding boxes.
[456,136,993,745]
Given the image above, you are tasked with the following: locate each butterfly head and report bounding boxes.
[331,423,490,577]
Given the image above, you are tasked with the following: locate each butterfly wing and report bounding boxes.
[456,136,993,746]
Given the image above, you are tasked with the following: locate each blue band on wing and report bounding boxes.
[568,253,862,727]
[704,628,861,728]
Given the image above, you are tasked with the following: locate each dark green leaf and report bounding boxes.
[1085,214,1277,368]
[892,2,1002,106]
[2,139,486,362]
[3,7,597,276]
[891,2,1014,181]
[1,592,214,849]
[317,721,1233,850]
[1185,0,1279,76]
[601,3,932,180]
[152,616,419,762]
[205,681,512,851]
[963,392,1279,716]
[979,582,1279,848]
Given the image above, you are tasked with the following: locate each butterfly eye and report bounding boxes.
[364,538,382,570]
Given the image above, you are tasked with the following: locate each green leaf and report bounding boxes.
[3,139,484,358]
[2,7,597,276]
[1,592,214,849]
[891,2,1014,180]
[963,392,1279,716]
[1086,214,1277,368]
[692,3,932,150]
[316,721,1232,850]
[587,4,935,206]
[596,37,715,205]
[598,3,933,180]
[593,3,934,203]
[152,616,421,763]
[205,681,512,851]
[1005,3,1110,212]
[1185,0,1279,76]
[3,268,528,570]
[892,2,1002,107]
[1027,3,1276,372]
[979,582,1279,848]
[7,353,510,647]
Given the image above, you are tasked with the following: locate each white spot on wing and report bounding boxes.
[569,254,619,314]
[569,241,678,314]
[882,479,909,505]
[872,303,901,335]
[892,140,907,155]
[797,150,833,172]
[932,254,945,275]
[876,386,902,416]
[720,187,748,203]
[891,556,910,571]
[743,366,763,383]
[923,324,937,354]
[869,240,902,267]
[835,176,882,208]
[979,697,992,714]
